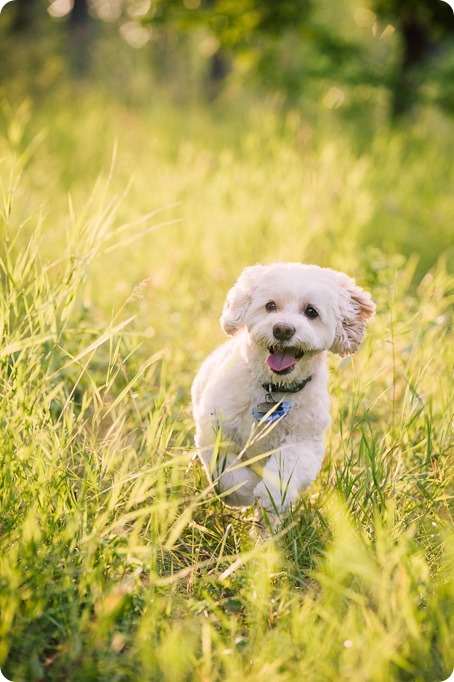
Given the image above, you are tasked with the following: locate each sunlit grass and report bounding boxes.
[0,75,453,681]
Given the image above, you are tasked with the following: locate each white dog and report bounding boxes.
[192,262,375,524]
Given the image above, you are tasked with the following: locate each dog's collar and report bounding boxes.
[262,375,312,394]
[252,376,312,424]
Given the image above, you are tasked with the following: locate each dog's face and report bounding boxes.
[220,263,375,377]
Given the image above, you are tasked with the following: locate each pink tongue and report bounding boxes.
[267,350,298,372]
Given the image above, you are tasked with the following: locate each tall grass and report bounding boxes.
[0,74,453,680]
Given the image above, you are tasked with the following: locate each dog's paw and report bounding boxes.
[252,504,280,538]
[253,481,283,516]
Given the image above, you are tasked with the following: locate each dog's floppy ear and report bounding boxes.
[328,270,375,356]
[220,265,265,335]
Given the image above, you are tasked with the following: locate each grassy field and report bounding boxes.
[0,32,453,681]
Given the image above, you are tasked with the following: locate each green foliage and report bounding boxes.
[0,48,453,681]
[150,0,311,45]
[139,0,454,114]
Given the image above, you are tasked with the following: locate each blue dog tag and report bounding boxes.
[252,401,292,424]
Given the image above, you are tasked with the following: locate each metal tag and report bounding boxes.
[252,400,292,424]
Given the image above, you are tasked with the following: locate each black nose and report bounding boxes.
[273,323,295,341]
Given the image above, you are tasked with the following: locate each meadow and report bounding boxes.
[0,26,453,682]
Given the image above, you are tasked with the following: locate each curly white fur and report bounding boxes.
[192,262,375,523]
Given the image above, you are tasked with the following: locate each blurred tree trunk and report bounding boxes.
[12,0,36,32]
[392,12,431,118]
[69,0,93,76]
[372,0,454,119]
[70,0,90,29]
[206,49,230,101]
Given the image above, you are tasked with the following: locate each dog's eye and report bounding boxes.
[304,305,319,319]
[265,301,277,312]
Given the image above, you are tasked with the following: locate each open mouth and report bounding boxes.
[267,346,305,374]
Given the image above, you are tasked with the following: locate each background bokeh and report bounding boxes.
[1,0,453,285]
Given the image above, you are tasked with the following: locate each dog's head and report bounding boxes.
[220,262,375,377]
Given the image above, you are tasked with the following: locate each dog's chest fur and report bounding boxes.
[224,373,331,458]
[193,335,331,460]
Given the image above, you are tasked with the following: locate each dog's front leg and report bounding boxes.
[199,446,261,509]
[253,440,325,520]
